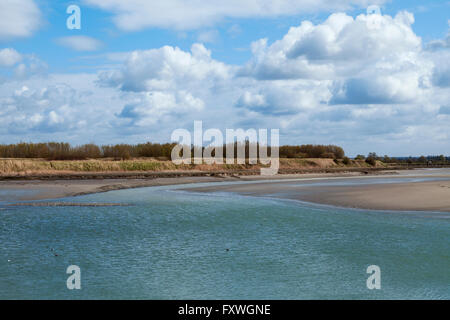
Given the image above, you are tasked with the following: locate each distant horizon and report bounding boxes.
[0,140,448,159]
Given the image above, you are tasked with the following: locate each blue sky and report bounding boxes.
[0,0,449,156]
[8,0,450,70]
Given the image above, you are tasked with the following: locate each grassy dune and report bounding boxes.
[0,158,381,175]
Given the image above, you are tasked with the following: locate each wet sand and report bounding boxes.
[0,176,236,201]
[2,169,450,212]
[184,169,450,212]
[302,180,450,212]
[0,171,383,201]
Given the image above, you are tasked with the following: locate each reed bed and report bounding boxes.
[0,158,369,175]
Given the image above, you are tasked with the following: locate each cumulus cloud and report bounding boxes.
[0,48,22,67]
[92,10,447,153]
[427,20,450,50]
[83,0,387,31]
[56,36,104,52]
[0,84,81,133]
[427,24,450,88]
[2,9,450,155]
[330,72,423,105]
[117,91,204,126]
[0,48,47,80]
[439,105,450,115]
[0,0,42,40]
[13,55,48,79]
[238,12,432,106]
[232,11,448,154]
[429,49,450,88]
[98,43,231,92]
[240,12,422,81]
[0,74,129,142]
[236,79,331,115]
[427,35,450,51]
[97,43,234,132]
[236,91,267,109]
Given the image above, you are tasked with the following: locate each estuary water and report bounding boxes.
[0,178,449,299]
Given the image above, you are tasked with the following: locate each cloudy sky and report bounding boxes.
[0,0,449,156]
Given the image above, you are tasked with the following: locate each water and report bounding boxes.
[0,181,449,299]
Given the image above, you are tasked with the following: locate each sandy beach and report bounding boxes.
[187,179,450,212]
[183,169,450,212]
[1,169,450,212]
[0,171,372,201]
[0,176,241,201]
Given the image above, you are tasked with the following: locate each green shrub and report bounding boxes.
[365,157,377,166]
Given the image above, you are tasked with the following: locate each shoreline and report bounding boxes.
[0,166,405,181]
[0,170,395,202]
[182,169,450,213]
[2,168,450,213]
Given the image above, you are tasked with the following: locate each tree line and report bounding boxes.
[0,142,346,161]
[0,142,176,160]
[355,153,450,165]
[279,145,345,159]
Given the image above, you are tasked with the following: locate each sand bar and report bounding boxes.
[184,169,450,212]
[1,169,450,212]
[0,171,388,201]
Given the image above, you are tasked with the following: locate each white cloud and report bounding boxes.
[14,55,47,79]
[91,10,449,155]
[97,43,233,132]
[237,91,267,109]
[0,0,42,40]
[0,48,22,67]
[425,23,450,87]
[117,91,204,126]
[236,79,331,115]
[98,43,231,92]
[240,12,422,81]
[2,9,450,156]
[429,50,450,88]
[0,48,47,80]
[427,35,450,50]
[427,21,450,50]
[0,74,125,141]
[0,83,78,133]
[237,12,432,107]
[197,30,219,44]
[56,36,104,52]
[83,0,387,31]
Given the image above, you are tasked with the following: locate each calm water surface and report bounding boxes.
[0,177,449,299]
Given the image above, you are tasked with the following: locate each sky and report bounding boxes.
[0,0,449,156]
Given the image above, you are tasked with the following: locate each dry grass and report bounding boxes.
[0,157,378,175]
[0,158,177,174]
